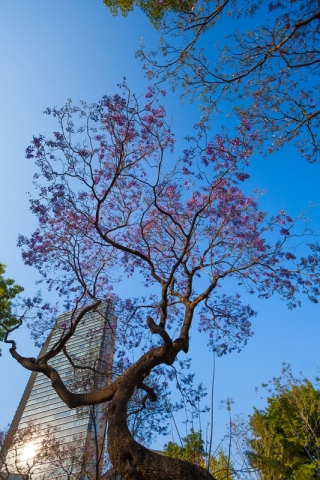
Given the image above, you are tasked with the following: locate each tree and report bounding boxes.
[164,429,205,466]
[0,264,24,356]
[103,0,195,27]
[138,0,320,162]
[209,450,234,480]
[164,428,234,478]
[0,263,45,358]
[43,426,108,480]
[1,422,107,480]
[5,83,320,480]
[247,365,320,479]
[0,423,59,480]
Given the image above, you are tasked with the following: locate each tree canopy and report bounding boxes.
[247,366,320,479]
[164,428,234,479]
[1,0,320,479]
[4,83,320,479]
[164,429,205,466]
[0,264,23,356]
[103,0,194,26]
[137,0,320,162]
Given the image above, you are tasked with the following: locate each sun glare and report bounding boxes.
[22,442,37,462]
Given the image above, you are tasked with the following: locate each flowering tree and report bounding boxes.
[4,84,320,480]
[138,0,320,162]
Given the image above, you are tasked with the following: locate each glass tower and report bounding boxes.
[3,300,116,479]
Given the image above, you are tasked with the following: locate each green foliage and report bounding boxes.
[209,450,234,480]
[0,263,24,355]
[103,0,194,27]
[164,428,234,477]
[248,366,320,479]
[164,429,205,466]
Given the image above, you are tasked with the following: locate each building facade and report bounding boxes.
[3,300,116,479]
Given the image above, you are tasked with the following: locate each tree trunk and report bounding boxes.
[107,344,215,480]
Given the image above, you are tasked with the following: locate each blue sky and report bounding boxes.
[0,0,319,453]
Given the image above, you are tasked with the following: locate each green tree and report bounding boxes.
[0,264,23,356]
[103,0,194,26]
[209,450,234,480]
[164,428,234,478]
[164,429,205,466]
[247,366,320,479]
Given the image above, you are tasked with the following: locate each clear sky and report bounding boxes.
[0,0,319,454]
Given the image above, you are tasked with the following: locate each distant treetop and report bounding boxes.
[0,263,24,356]
[103,0,195,26]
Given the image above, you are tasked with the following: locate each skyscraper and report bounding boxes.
[2,300,116,479]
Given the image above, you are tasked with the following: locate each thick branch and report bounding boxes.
[146,315,172,349]
[8,333,120,409]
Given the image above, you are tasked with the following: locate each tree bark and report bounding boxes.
[106,343,215,480]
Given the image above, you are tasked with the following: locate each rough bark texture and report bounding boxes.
[106,342,215,480]
[107,402,215,480]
